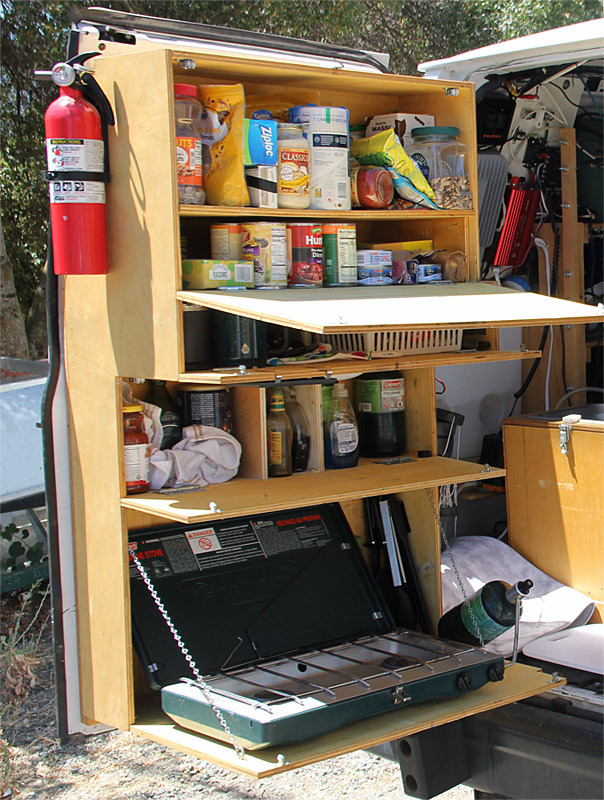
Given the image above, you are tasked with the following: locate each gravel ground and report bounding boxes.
[1,590,474,800]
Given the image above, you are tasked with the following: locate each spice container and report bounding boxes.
[123,404,150,494]
[174,83,205,205]
[277,123,310,209]
[409,126,471,209]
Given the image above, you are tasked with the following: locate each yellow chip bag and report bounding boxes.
[351,129,436,206]
[198,84,249,206]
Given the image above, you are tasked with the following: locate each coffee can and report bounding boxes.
[178,388,234,435]
[241,221,288,288]
[322,223,357,285]
[287,223,323,287]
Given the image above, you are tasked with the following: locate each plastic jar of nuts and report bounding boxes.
[409,127,472,209]
[174,83,205,205]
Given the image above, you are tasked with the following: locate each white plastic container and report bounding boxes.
[290,105,351,210]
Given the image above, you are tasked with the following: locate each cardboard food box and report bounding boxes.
[181,259,254,289]
[365,114,434,148]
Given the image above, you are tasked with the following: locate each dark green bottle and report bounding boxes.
[438,579,533,646]
[355,371,405,458]
[145,380,182,449]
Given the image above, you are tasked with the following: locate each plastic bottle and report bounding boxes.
[145,380,182,449]
[438,579,533,646]
[123,404,150,495]
[409,126,471,209]
[277,123,310,209]
[284,387,310,473]
[323,383,359,469]
[174,83,205,205]
[355,372,405,457]
[267,388,293,477]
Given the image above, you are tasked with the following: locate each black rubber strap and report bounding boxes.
[44,170,111,183]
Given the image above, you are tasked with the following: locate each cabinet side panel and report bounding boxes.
[505,422,604,613]
[94,49,181,379]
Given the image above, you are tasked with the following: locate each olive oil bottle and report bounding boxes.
[267,388,293,477]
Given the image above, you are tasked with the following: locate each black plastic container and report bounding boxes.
[211,310,268,368]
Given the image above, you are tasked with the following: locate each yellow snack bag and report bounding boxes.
[351,129,437,207]
[198,84,249,206]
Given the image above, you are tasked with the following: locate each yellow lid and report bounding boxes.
[123,403,143,413]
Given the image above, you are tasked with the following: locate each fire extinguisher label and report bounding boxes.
[49,180,105,204]
[46,138,104,172]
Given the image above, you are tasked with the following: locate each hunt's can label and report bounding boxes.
[322,223,357,285]
[286,223,323,287]
[241,221,287,288]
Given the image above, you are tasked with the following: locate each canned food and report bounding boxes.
[210,223,243,260]
[241,221,288,288]
[322,223,357,286]
[357,266,393,285]
[178,388,233,435]
[287,223,323,287]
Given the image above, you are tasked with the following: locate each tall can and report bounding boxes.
[210,223,242,260]
[322,223,357,286]
[286,223,323,287]
[178,388,233,435]
[289,105,351,211]
[241,221,288,288]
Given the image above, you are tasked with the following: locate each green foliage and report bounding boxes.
[1,521,47,572]
[1,0,601,319]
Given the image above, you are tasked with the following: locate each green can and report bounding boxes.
[322,223,357,285]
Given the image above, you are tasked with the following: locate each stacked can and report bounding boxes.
[210,223,243,260]
[322,223,357,286]
[287,223,323,287]
[241,221,288,288]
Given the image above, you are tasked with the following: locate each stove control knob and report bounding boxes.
[456,671,473,692]
[392,686,411,705]
[487,662,505,682]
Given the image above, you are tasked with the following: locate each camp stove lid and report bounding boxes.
[128,503,394,688]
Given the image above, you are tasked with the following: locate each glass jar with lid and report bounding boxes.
[409,126,472,209]
[174,83,205,205]
[277,123,310,209]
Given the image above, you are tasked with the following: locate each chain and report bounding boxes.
[425,488,486,649]
[129,550,246,759]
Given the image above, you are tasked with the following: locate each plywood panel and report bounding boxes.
[178,284,603,334]
[131,663,563,778]
[120,456,504,524]
[504,421,604,606]
[182,348,541,385]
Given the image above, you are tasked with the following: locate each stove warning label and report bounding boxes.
[185,527,222,555]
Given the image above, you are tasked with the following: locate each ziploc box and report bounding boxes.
[181,260,254,290]
[244,119,278,166]
[365,114,434,149]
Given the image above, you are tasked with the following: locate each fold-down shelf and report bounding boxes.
[177,284,603,334]
[121,456,504,524]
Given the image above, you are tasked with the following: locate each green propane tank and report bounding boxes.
[355,371,405,458]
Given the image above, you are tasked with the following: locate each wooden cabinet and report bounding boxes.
[60,45,601,776]
[504,412,604,622]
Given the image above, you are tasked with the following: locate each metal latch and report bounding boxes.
[559,413,581,455]
[392,685,411,705]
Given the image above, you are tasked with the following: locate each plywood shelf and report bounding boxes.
[178,284,604,335]
[179,205,476,221]
[120,456,504,524]
[131,662,563,779]
[180,349,541,385]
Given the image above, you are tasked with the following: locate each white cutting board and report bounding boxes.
[523,624,604,674]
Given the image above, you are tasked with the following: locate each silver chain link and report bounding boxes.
[425,488,486,649]
[129,550,246,759]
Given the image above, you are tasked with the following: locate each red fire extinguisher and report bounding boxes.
[44,57,114,275]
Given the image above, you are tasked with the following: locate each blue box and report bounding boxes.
[244,119,278,166]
